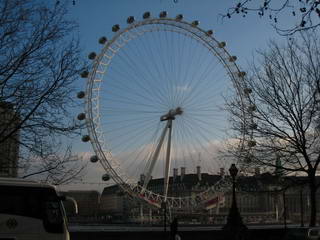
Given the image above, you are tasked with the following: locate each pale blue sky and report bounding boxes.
[68,0,285,68]
[60,0,290,192]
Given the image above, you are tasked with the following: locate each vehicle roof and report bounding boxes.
[0,177,56,189]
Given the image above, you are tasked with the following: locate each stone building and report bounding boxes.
[99,185,133,222]
[99,166,225,224]
[99,168,320,225]
[214,173,320,225]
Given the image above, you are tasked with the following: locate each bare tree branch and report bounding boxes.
[227,31,320,226]
[223,0,320,35]
[0,0,87,183]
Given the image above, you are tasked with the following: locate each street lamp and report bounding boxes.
[283,190,287,229]
[279,177,287,230]
[223,164,247,239]
[161,201,167,232]
[300,187,304,227]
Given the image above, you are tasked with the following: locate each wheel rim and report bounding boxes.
[85,15,248,209]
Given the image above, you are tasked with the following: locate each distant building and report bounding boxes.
[100,166,225,224]
[100,185,134,222]
[100,167,320,225]
[61,190,100,222]
[0,102,19,177]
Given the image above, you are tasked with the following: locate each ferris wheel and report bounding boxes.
[77,12,252,209]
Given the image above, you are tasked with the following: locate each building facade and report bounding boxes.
[0,102,19,177]
[99,168,320,225]
[99,185,134,222]
[62,190,100,222]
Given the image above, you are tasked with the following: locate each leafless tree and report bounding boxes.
[0,0,86,183]
[228,31,320,226]
[223,0,320,35]
[21,146,87,185]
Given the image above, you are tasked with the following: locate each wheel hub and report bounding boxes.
[160,107,183,121]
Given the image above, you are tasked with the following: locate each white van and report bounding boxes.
[0,177,74,240]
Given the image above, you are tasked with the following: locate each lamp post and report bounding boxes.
[300,187,304,227]
[282,190,287,229]
[161,201,167,233]
[279,177,287,230]
[223,164,247,240]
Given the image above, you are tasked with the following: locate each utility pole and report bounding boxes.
[283,190,287,230]
[300,188,304,227]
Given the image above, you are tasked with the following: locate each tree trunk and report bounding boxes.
[309,181,317,227]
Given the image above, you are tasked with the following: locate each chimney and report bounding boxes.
[196,166,201,181]
[173,168,178,181]
[140,174,145,184]
[220,168,225,176]
[181,167,185,181]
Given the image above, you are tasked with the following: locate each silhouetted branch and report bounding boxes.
[223,0,320,35]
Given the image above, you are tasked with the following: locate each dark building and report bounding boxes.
[100,168,320,225]
[61,190,100,222]
[99,184,135,222]
[0,102,19,177]
[100,166,225,224]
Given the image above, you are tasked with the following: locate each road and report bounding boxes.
[69,224,300,240]
[69,223,299,232]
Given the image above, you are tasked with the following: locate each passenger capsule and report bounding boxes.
[88,52,96,60]
[176,14,183,21]
[90,155,99,163]
[77,91,85,99]
[77,113,86,120]
[102,173,110,181]
[191,20,199,26]
[238,71,246,77]
[127,16,135,24]
[99,36,107,44]
[159,11,167,18]
[229,56,237,62]
[80,70,89,78]
[143,12,151,19]
[206,30,213,36]
[218,42,226,48]
[112,24,120,32]
[81,135,90,142]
